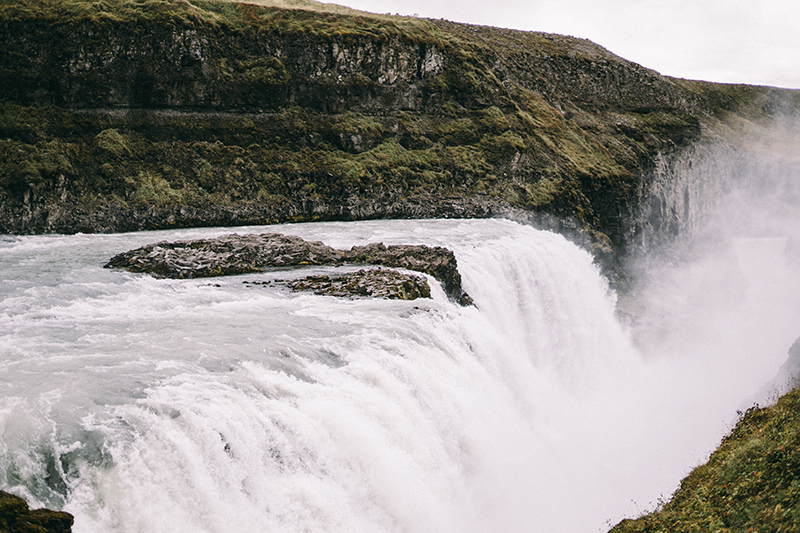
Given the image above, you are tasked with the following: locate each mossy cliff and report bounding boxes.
[2,0,798,265]
[0,490,73,533]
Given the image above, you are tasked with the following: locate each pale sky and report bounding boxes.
[323,0,800,89]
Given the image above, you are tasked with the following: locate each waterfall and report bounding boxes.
[1,216,799,532]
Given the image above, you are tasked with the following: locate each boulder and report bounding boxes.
[344,243,472,304]
[106,232,472,305]
[104,233,344,278]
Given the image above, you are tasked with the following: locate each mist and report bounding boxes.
[611,111,800,509]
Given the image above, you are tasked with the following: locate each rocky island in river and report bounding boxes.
[104,231,473,304]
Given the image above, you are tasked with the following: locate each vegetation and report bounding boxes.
[0,102,573,212]
[0,0,442,40]
[675,79,800,122]
[611,386,800,533]
[0,490,73,533]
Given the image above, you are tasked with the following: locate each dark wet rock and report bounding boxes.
[0,491,73,533]
[106,232,472,305]
[104,233,344,278]
[276,268,431,301]
[344,243,472,304]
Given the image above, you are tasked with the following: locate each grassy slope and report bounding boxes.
[611,386,800,532]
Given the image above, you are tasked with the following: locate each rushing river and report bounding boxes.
[2,218,799,532]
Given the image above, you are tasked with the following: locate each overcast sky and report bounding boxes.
[322,0,800,89]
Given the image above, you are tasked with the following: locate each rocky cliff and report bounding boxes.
[3,0,799,277]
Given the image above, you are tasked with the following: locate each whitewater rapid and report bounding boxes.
[1,218,798,532]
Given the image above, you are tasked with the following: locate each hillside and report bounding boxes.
[611,385,800,532]
[2,0,798,268]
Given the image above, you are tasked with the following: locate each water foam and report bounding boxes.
[1,218,796,532]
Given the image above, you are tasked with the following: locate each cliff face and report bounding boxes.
[1,0,798,270]
[2,16,446,112]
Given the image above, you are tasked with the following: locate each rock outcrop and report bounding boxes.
[344,242,469,304]
[0,491,73,533]
[105,232,345,277]
[105,232,471,304]
[271,268,432,301]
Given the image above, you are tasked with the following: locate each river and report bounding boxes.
[1,217,798,532]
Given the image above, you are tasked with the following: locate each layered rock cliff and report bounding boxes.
[3,0,798,277]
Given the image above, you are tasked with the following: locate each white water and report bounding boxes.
[1,218,798,532]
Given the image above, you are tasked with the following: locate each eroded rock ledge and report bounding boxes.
[0,491,73,533]
[105,233,472,305]
[256,268,433,301]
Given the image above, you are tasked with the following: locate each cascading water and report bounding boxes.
[1,215,799,532]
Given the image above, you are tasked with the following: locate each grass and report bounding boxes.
[0,0,443,43]
[611,386,800,533]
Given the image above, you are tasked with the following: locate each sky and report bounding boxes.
[321,0,800,89]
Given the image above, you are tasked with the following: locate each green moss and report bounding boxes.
[0,101,46,143]
[475,106,511,133]
[523,175,562,205]
[95,128,131,158]
[478,131,526,163]
[0,137,73,194]
[439,118,477,145]
[242,57,290,85]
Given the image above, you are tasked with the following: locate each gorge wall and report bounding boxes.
[1,0,799,276]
